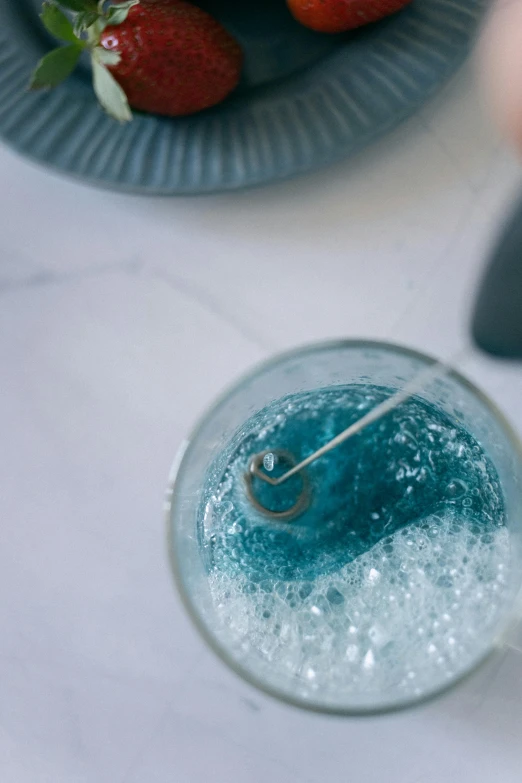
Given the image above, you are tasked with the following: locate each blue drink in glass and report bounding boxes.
[168,343,522,713]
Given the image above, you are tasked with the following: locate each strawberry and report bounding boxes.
[287,0,413,33]
[30,0,243,121]
[99,0,243,117]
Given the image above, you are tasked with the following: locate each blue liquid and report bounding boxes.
[200,385,511,705]
[203,385,504,580]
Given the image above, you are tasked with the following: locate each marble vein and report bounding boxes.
[149,266,275,353]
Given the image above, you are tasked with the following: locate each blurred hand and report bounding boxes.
[480,0,522,154]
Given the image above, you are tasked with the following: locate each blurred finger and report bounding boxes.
[479,0,522,154]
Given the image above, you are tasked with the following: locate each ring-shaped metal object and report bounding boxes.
[244,449,311,522]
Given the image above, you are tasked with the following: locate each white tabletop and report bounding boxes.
[2,61,522,783]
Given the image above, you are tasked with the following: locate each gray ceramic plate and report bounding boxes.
[0,0,484,194]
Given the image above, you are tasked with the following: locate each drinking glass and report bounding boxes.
[166,340,522,715]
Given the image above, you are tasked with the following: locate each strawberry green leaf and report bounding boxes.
[91,52,132,122]
[29,44,83,90]
[106,1,139,26]
[94,46,121,66]
[41,2,80,43]
[73,10,100,35]
[58,0,98,11]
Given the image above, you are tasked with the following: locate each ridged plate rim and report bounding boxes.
[0,0,484,195]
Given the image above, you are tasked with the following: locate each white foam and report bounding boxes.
[208,512,512,708]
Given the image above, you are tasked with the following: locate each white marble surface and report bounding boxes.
[2,61,522,783]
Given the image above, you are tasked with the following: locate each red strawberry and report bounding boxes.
[30,1,243,121]
[287,0,413,33]
[100,0,243,117]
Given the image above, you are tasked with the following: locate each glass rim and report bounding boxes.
[166,338,522,717]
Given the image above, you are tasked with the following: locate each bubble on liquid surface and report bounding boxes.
[263,452,275,472]
[199,384,511,708]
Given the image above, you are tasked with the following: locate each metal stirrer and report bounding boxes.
[244,354,465,521]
